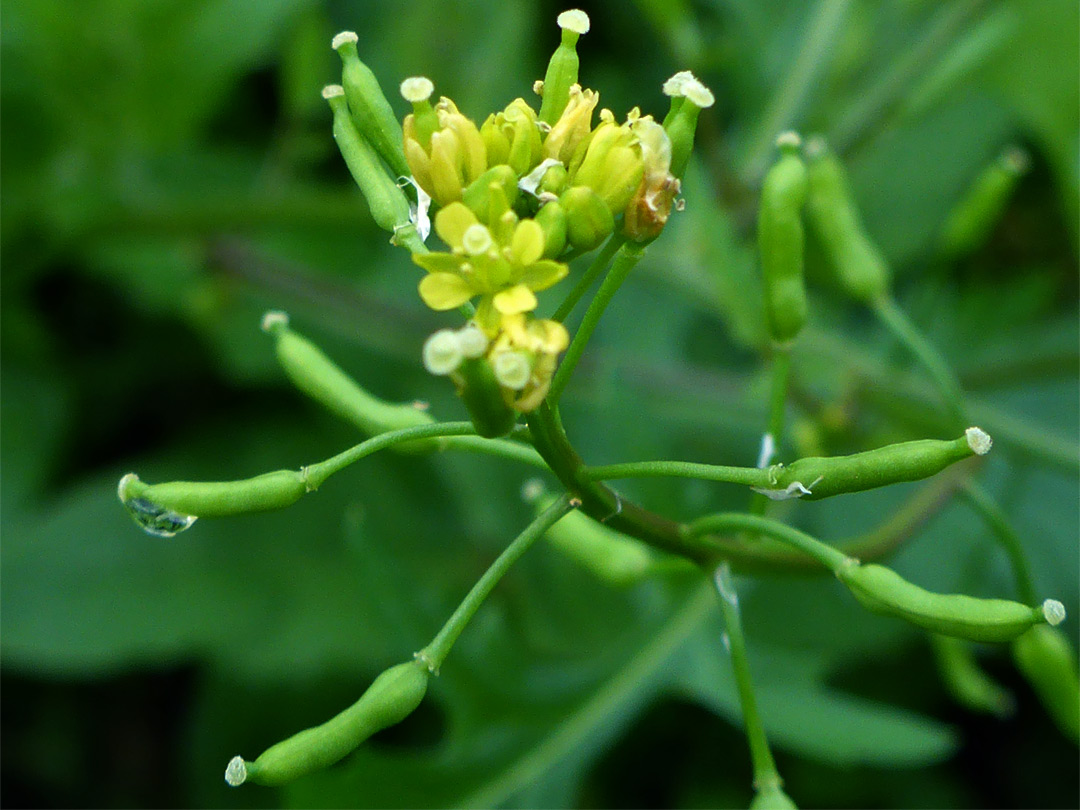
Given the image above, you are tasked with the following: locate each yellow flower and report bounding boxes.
[413,202,568,332]
[490,313,570,411]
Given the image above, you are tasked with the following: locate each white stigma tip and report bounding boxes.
[461,223,494,255]
[1002,146,1030,175]
[662,70,696,97]
[224,756,247,787]
[776,131,802,150]
[533,79,545,96]
[1043,599,1066,626]
[457,322,490,358]
[321,84,345,99]
[422,329,464,376]
[557,9,590,34]
[260,310,290,333]
[117,473,139,501]
[682,78,715,109]
[965,426,992,456]
[331,31,358,50]
[401,76,434,103]
[804,135,828,159]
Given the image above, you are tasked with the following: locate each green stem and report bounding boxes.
[553,234,625,322]
[583,461,770,487]
[547,242,646,405]
[419,493,576,670]
[713,563,782,790]
[959,481,1038,605]
[440,435,548,469]
[873,296,966,429]
[750,345,793,515]
[739,0,853,181]
[684,512,851,571]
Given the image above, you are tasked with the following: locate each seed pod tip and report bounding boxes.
[1043,599,1066,626]
[331,30,358,51]
[965,426,992,456]
[803,135,828,159]
[260,310,290,333]
[117,472,139,501]
[681,77,714,109]
[224,756,248,787]
[775,130,802,150]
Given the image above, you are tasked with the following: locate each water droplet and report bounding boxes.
[123,496,197,537]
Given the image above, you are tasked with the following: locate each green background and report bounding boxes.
[2,0,1077,807]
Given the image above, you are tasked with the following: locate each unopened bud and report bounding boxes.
[560,185,615,251]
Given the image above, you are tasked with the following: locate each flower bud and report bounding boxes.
[535,200,568,258]
[560,185,615,251]
[323,86,413,235]
[481,99,544,177]
[332,32,410,178]
[571,113,645,215]
[538,10,591,125]
[543,84,599,164]
[462,165,520,224]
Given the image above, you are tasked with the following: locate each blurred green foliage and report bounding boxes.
[2,0,1077,807]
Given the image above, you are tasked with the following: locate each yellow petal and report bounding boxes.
[493,284,538,314]
[413,252,467,273]
[418,272,475,310]
[434,202,479,249]
[533,319,570,353]
[510,219,545,266]
[520,259,568,292]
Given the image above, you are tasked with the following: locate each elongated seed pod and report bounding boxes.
[1012,625,1080,741]
[770,428,990,500]
[931,634,1014,717]
[837,561,1055,643]
[262,312,439,452]
[538,10,590,126]
[455,357,517,438]
[118,471,306,519]
[804,139,890,304]
[758,133,809,344]
[939,146,1028,260]
[533,493,654,586]
[332,32,410,178]
[227,659,430,787]
[323,86,412,235]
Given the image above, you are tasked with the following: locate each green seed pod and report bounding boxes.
[804,138,890,304]
[530,490,653,587]
[939,146,1028,260]
[560,185,615,251]
[538,10,590,126]
[931,634,1014,717]
[1012,625,1080,742]
[762,428,991,501]
[262,312,439,452]
[837,561,1056,643]
[332,32,410,179]
[118,470,306,521]
[462,165,520,224]
[535,200,568,259]
[758,132,809,345]
[454,357,517,438]
[226,659,430,787]
[661,71,715,180]
[323,86,412,236]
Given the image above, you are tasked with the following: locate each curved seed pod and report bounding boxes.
[455,357,518,438]
[1012,625,1080,742]
[758,132,809,345]
[837,561,1056,643]
[262,312,439,452]
[332,32,410,178]
[931,634,1014,717]
[538,10,590,126]
[118,471,306,520]
[939,147,1028,260]
[766,428,991,501]
[323,86,412,235]
[227,659,430,787]
[531,491,654,587]
[804,138,890,304]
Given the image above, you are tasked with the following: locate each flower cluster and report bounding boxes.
[398,10,713,428]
